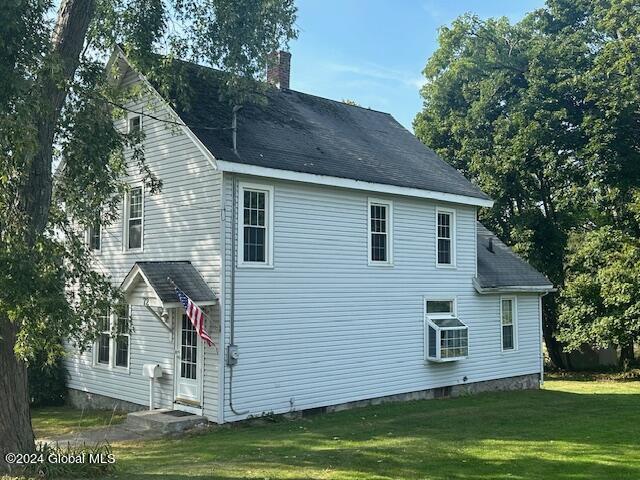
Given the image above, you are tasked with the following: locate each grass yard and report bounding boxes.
[31,406,126,439]
[33,377,640,479]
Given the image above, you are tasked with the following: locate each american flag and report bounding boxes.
[174,286,213,347]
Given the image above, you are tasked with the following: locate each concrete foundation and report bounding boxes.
[69,373,540,422]
[324,373,540,414]
[67,388,146,413]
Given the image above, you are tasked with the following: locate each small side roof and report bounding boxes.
[475,223,554,294]
[121,261,216,306]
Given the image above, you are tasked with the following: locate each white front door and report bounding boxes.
[174,313,202,406]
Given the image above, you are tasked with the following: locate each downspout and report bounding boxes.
[228,176,247,415]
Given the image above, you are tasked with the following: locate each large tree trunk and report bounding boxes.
[619,341,635,371]
[542,294,566,369]
[1,0,95,465]
[0,316,34,475]
[21,0,96,239]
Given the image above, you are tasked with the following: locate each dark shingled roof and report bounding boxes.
[476,223,553,290]
[133,261,215,303]
[156,61,490,201]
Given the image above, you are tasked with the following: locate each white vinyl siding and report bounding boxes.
[64,65,222,422]
[222,176,542,421]
[368,198,393,265]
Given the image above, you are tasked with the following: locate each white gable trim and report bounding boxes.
[121,264,163,307]
[111,46,218,171]
[216,160,494,208]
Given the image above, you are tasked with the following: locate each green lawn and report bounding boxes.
[31,406,126,439]
[33,377,640,479]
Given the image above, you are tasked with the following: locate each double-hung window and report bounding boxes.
[368,199,392,265]
[424,298,468,362]
[94,305,131,370]
[239,183,274,266]
[124,186,143,251]
[501,297,517,351]
[115,306,130,368]
[87,220,101,251]
[436,208,455,267]
[96,314,111,365]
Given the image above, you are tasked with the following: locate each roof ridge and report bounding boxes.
[158,55,396,118]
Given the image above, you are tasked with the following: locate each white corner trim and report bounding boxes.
[216,160,494,208]
[472,277,556,294]
[112,47,218,171]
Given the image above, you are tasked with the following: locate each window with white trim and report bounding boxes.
[436,208,455,266]
[501,297,516,351]
[425,298,468,362]
[96,313,111,365]
[94,305,131,369]
[239,183,273,266]
[124,186,143,250]
[87,220,101,251]
[368,199,392,264]
[115,306,130,368]
[128,115,141,134]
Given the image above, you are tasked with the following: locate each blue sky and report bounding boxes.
[288,0,545,130]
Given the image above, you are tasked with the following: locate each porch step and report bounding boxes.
[125,409,208,434]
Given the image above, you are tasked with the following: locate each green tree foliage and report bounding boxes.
[559,226,640,368]
[1,0,296,466]
[413,0,640,368]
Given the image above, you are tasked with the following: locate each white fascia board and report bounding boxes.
[216,160,494,208]
[473,277,556,294]
[111,47,219,171]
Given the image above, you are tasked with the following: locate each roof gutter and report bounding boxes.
[216,160,494,208]
[473,277,556,294]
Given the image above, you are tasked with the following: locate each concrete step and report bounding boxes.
[125,409,208,434]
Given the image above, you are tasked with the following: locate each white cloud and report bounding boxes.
[324,61,426,91]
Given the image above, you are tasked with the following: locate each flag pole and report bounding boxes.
[168,276,218,351]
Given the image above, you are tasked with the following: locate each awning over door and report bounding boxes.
[120,261,217,308]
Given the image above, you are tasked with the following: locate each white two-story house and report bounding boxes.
[65,47,554,424]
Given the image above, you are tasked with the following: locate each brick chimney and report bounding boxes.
[266,50,291,90]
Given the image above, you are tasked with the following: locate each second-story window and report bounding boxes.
[368,199,392,265]
[125,186,143,251]
[239,183,273,266]
[87,220,101,251]
[436,208,455,266]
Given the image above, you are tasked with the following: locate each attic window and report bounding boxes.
[129,115,141,133]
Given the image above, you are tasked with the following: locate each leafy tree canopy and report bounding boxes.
[1,0,296,462]
[558,225,640,367]
[414,0,640,367]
